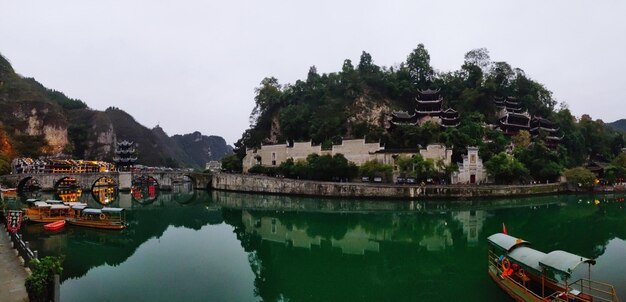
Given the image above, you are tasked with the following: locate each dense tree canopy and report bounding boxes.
[233,44,625,183]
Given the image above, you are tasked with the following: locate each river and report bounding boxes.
[11,188,626,302]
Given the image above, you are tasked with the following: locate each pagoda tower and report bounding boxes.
[113,140,137,171]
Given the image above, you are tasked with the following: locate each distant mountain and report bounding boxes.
[172,132,233,168]
[0,52,231,169]
[608,119,626,132]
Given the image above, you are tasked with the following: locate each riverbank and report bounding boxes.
[211,173,567,199]
[0,228,28,302]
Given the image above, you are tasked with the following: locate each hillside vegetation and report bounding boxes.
[0,53,231,171]
[233,45,625,182]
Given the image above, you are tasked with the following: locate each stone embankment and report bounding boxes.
[211,173,567,199]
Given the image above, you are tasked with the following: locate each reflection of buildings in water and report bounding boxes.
[57,188,82,202]
[242,212,437,255]
[451,210,486,246]
[330,225,380,255]
[131,184,158,203]
[418,220,453,252]
[243,212,323,249]
[92,186,117,205]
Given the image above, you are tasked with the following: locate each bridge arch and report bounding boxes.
[17,176,42,193]
[54,176,81,191]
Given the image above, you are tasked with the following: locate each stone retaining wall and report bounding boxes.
[211,173,567,199]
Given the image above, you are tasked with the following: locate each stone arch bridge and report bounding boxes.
[0,172,212,192]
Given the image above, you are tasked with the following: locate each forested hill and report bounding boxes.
[608,119,626,132]
[0,53,231,172]
[235,44,624,179]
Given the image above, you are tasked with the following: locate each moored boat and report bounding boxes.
[25,201,73,223]
[1,187,17,199]
[487,233,620,302]
[66,207,126,230]
[43,220,66,231]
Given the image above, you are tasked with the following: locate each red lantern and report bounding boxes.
[6,210,23,233]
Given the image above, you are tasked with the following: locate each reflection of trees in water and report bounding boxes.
[220,195,626,302]
[22,193,223,281]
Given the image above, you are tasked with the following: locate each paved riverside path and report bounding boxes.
[0,228,28,302]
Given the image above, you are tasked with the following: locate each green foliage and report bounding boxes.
[515,141,564,182]
[396,154,438,181]
[221,154,243,172]
[251,154,358,181]
[562,167,596,188]
[484,152,530,184]
[25,256,64,302]
[359,160,393,180]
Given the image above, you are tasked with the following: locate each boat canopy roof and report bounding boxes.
[50,205,70,210]
[71,204,88,210]
[487,233,530,252]
[26,198,40,203]
[508,246,547,273]
[102,207,124,213]
[34,201,51,207]
[82,209,102,214]
[539,250,596,277]
[489,233,596,278]
[45,200,63,204]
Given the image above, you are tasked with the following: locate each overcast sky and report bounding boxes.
[1,1,625,145]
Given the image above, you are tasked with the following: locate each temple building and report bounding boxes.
[388,88,460,130]
[530,116,562,147]
[415,88,444,121]
[451,147,488,185]
[113,140,137,171]
[494,96,523,113]
[440,108,460,128]
[498,111,531,135]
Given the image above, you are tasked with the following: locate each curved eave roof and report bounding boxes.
[487,233,530,252]
[539,250,595,277]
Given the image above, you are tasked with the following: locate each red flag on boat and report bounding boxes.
[502,223,508,235]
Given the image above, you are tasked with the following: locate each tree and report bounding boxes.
[359,160,393,180]
[406,44,434,88]
[464,48,491,70]
[512,130,531,148]
[221,154,243,173]
[562,167,596,189]
[484,152,530,184]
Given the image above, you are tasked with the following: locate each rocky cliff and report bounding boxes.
[0,52,231,169]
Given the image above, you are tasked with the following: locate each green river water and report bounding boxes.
[9,188,626,302]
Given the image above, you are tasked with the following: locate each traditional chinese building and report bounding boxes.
[114,140,137,171]
[498,111,531,136]
[388,88,460,130]
[440,108,460,128]
[494,96,523,113]
[451,147,488,185]
[530,117,562,147]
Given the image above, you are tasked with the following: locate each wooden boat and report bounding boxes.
[25,201,73,223]
[1,187,17,199]
[67,207,126,230]
[487,233,620,302]
[43,220,66,231]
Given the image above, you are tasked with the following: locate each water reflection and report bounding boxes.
[131,175,159,204]
[91,177,118,205]
[13,191,626,302]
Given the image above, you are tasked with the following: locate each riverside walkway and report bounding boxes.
[0,228,28,302]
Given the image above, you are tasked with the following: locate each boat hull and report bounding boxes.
[44,220,66,231]
[27,215,71,223]
[488,266,543,302]
[66,220,125,230]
